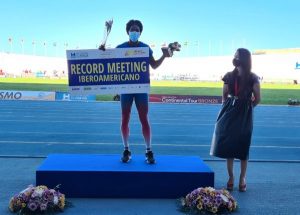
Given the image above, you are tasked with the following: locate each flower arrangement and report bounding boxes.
[180,187,237,214]
[9,185,66,214]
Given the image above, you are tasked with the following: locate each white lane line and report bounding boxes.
[0,109,209,114]
[4,119,300,127]
[3,131,122,136]
[1,131,205,136]
[0,119,119,124]
[0,119,213,126]
[0,140,300,149]
[0,115,214,122]
[2,131,300,140]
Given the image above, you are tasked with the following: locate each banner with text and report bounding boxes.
[67,48,150,95]
[149,94,222,104]
[0,90,55,101]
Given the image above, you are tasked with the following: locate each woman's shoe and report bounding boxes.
[227,177,234,191]
[239,177,247,192]
[239,183,247,192]
[227,182,234,191]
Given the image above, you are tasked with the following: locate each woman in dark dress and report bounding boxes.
[210,48,261,192]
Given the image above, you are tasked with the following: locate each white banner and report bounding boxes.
[0,90,55,101]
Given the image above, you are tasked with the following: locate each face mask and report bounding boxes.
[129,31,140,42]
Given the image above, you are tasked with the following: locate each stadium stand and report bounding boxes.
[0,50,299,83]
[0,52,67,79]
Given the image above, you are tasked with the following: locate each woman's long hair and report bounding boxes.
[232,48,252,97]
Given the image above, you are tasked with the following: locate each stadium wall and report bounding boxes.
[1,52,299,82]
[152,54,300,82]
[0,52,67,78]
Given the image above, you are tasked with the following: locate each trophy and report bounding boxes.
[161,42,181,57]
[99,19,113,51]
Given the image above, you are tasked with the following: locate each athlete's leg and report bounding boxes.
[120,94,134,148]
[135,94,151,149]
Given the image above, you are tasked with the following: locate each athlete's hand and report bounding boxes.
[99,44,106,51]
[161,47,173,57]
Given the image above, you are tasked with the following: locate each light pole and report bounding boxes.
[64,42,68,51]
[8,38,12,53]
[219,40,223,56]
[32,40,36,55]
[53,42,57,57]
[43,42,47,56]
[21,39,24,54]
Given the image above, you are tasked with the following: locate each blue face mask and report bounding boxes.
[129,31,140,42]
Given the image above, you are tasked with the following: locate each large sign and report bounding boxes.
[67,48,150,95]
[0,90,55,101]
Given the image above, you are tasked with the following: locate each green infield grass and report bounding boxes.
[1,78,299,105]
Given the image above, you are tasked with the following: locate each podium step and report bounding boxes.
[36,154,214,198]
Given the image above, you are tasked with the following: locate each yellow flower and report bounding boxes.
[209,192,215,197]
[58,202,65,210]
[9,198,21,212]
[58,195,66,210]
[211,206,218,214]
[222,189,230,196]
[25,191,31,196]
[9,200,15,212]
[197,203,203,210]
[58,200,65,210]
[233,201,238,209]
[37,185,48,190]
[60,195,66,203]
[207,187,215,192]
[22,203,26,208]
[16,200,21,206]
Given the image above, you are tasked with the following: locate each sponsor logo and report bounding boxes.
[62,93,71,100]
[38,92,46,98]
[125,49,146,57]
[72,87,80,91]
[150,95,222,104]
[0,91,22,100]
[70,52,89,58]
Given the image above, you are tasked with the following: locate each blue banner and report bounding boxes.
[55,92,96,101]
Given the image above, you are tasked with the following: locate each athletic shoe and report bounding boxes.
[145,151,155,164]
[121,149,131,163]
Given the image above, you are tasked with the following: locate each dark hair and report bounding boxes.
[232,48,251,68]
[232,48,252,96]
[126,19,143,34]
